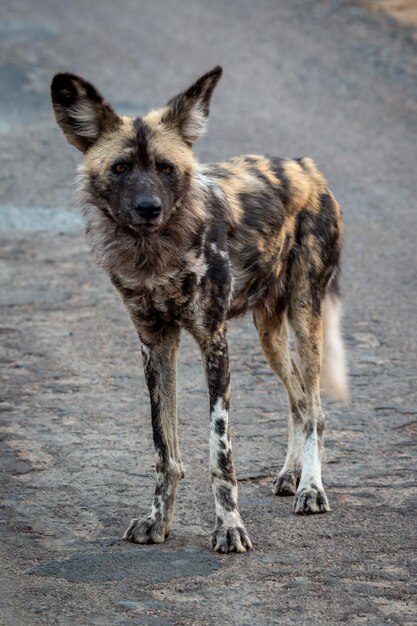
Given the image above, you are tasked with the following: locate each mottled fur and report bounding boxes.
[51,67,348,553]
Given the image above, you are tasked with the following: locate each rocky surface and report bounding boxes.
[1,1,416,624]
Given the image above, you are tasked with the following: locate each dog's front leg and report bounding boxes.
[124,326,183,544]
[199,325,252,553]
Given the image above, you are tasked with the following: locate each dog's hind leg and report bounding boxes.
[288,292,330,514]
[124,327,184,544]
[254,308,305,496]
[198,324,252,553]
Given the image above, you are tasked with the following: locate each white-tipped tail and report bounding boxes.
[321,292,349,402]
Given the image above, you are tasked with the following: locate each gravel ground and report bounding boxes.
[1,1,416,624]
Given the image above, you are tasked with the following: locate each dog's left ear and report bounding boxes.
[162,66,222,144]
[51,73,121,152]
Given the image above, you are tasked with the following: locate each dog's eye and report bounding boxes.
[158,162,174,175]
[112,162,129,174]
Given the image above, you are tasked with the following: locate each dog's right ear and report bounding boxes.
[161,66,222,145]
[51,73,121,152]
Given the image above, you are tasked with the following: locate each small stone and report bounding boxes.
[115,600,165,612]
[284,578,313,589]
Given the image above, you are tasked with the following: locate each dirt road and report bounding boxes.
[1,1,416,624]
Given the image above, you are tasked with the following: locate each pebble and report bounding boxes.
[284,578,313,589]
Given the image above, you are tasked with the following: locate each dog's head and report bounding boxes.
[51,67,222,233]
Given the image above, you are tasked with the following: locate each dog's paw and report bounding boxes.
[211,524,252,553]
[123,516,168,544]
[293,485,330,514]
[272,470,300,496]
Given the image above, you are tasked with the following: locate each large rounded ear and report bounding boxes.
[51,73,121,152]
[161,66,222,144]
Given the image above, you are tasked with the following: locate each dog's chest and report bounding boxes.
[123,273,191,321]
[119,248,215,325]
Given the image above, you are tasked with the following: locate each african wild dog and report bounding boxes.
[51,66,348,553]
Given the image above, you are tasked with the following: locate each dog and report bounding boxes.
[51,66,348,553]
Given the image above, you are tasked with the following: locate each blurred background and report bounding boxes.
[1,1,417,625]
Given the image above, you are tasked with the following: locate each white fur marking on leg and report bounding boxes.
[280,416,304,475]
[299,428,323,491]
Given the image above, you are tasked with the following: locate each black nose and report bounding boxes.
[134,195,161,219]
